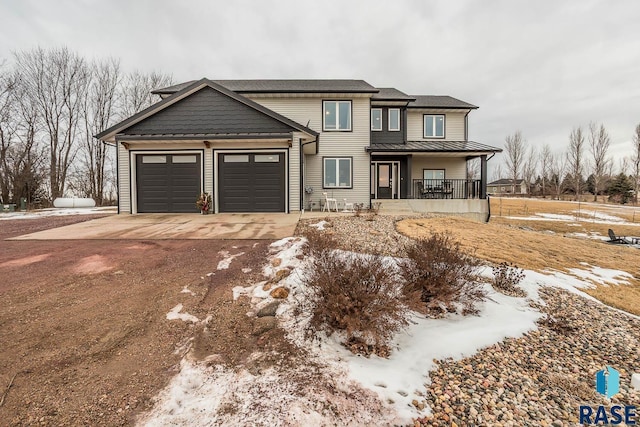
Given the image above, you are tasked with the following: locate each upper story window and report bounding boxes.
[371,108,382,131]
[323,100,352,131]
[424,114,445,138]
[388,108,400,131]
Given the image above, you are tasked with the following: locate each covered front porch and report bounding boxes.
[366,141,500,202]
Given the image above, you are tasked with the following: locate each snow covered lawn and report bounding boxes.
[0,206,115,220]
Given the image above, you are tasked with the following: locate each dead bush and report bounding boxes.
[399,232,485,317]
[491,262,527,297]
[302,249,411,357]
[302,227,337,256]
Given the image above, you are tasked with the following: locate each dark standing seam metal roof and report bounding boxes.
[95,78,318,140]
[408,95,478,109]
[367,141,502,153]
[371,87,415,101]
[152,79,379,95]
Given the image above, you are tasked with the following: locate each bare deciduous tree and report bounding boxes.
[81,58,120,205]
[539,143,552,198]
[119,70,172,118]
[14,47,91,200]
[522,145,538,195]
[466,158,480,180]
[491,162,504,182]
[567,127,585,201]
[588,122,611,202]
[504,131,525,194]
[632,124,640,205]
[550,151,567,200]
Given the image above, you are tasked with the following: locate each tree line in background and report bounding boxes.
[0,46,172,206]
[492,123,640,204]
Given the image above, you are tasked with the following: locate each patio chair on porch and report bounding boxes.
[322,192,338,212]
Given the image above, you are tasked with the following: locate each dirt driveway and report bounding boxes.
[0,215,278,426]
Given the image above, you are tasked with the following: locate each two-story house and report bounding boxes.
[96,78,501,216]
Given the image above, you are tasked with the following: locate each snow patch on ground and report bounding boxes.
[574,209,625,222]
[139,358,394,426]
[166,304,199,323]
[180,286,196,296]
[0,206,115,220]
[241,267,252,274]
[216,250,244,270]
[308,220,329,230]
[504,212,640,226]
[568,263,633,286]
[566,231,608,241]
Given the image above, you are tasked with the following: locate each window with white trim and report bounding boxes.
[323,158,352,188]
[323,101,352,131]
[371,108,382,131]
[424,114,445,138]
[388,108,400,131]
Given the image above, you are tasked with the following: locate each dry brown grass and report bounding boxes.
[397,210,640,315]
[490,196,640,223]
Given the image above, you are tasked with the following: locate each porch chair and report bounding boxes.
[322,192,338,212]
[342,198,354,212]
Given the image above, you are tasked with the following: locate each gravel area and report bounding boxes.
[297,214,419,256]
[299,214,640,426]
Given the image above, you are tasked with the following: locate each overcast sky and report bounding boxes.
[1,0,639,176]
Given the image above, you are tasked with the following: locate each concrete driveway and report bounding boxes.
[9,213,300,240]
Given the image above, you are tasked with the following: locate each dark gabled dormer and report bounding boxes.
[370,88,415,145]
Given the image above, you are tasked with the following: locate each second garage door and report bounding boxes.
[218,152,285,212]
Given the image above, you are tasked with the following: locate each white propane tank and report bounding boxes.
[53,198,97,208]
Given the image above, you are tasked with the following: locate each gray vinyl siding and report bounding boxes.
[411,156,467,180]
[124,87,295,135]
[407,110,466,141]
[370,107,404,145]
[251,96,372,209]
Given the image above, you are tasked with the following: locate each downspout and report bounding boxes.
[484,153,496,223]
[464,110,470,141]
[486,194,491,223]
[300,137,318,213]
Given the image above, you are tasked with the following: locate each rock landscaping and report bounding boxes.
[298,214,640,426]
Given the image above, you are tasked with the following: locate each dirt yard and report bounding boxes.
[0,215,282,426]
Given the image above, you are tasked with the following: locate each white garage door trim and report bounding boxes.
[214,149,288,214]
[130,150,204,214]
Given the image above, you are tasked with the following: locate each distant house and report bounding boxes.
[487,179,527,195]
[96,78,502,214]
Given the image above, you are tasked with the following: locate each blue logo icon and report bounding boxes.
[596,366,620,398]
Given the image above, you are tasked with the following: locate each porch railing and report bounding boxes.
[411,179,483,199]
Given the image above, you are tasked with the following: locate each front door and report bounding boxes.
[377,163,393,199]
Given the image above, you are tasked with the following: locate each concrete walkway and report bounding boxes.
[9,213,301,240]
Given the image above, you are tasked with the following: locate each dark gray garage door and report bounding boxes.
[136,153,201,213]
[218,152,285,212]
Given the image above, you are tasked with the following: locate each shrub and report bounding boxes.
[398,232,485,317]
[301,246,412,357]
[491,262,526,297]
